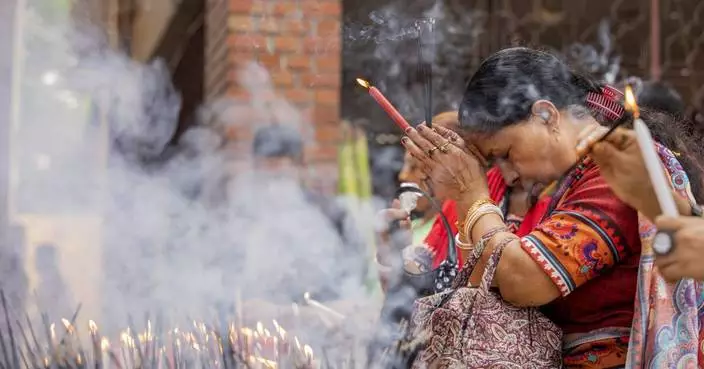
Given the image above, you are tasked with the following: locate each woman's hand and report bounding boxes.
[578,126,661,219]
[401,124,490,208]
[654,216,704,281]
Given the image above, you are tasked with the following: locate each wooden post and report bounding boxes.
[650,0,662,81]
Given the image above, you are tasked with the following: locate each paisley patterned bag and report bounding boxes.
[410,237,563,369]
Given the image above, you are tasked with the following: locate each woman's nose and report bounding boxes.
[497,161,520,186]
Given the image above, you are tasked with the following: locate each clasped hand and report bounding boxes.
[401,124,490,205]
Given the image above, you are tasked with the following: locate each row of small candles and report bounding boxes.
[78,319,316,369]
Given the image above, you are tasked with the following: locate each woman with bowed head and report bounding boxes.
[402,47,704,368]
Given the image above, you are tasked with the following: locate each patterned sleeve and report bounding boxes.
[520,164,640,296]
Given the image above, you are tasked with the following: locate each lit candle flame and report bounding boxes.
[356,78,370,89]
[100,337,110,351]
[249,355,277,369]
[61,318,73,332]
[89,320,97,334]
[256,322,264,335]
[303,344,313,359]
[624,85,640,119]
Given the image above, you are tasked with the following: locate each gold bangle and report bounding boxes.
[464,204,504,241]
[458,198,494,238]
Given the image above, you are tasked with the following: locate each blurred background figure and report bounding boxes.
[637,81,686,118]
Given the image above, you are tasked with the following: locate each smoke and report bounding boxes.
[565,20,622,84]
[7,1,379,345]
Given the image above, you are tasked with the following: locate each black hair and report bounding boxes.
[252,125,304,160]
[458,47,704,203]
[458,47,602,134]
[638,81,686,118]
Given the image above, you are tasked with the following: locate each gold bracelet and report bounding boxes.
[464,204,504,241]
[458,198,494,240]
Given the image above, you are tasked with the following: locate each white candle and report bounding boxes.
[633,118,679,216]
[633,118,678,254]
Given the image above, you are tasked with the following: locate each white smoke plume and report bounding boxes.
[5,1,380,349]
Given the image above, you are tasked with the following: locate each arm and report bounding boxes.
[459,165,638,307]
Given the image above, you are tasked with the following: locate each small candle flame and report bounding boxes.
[624,85,640,119]
[89,320,97,333]
[61,318,72,332]
[356,78,370,89]
[100,337,109,351]
[256,322,264,335]
[303,344,313,358]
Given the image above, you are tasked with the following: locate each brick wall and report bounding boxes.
[205,0,343,191]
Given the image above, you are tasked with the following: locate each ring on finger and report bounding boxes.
[427,146,439,157]
[438,142,451,153]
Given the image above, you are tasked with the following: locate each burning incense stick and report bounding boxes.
[302,293,345,321]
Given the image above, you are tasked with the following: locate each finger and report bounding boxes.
[433,125,465,145]
[599,128,637,151]
[401,136,433,166]
[379,208,410,223]
[391,199,401,209]
[657,262,684,282]
[404,127,437,155]
[415,124,449,148]
[465,143,489,168]
[655,216,690,231]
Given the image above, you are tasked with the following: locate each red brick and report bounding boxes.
[304,37,340,54]
[228,15,255,32]
[258,17,279,34]
[301,1,341,17]
[257,54,282,69]
[273,36,301,52]
[282,19,309,35]
[227,34,266,51]
[228,50,257,65]
[271,71,295,86]
[282,88,312,103]
[315,56,339,71]
[314,89,339,105]
[271,2,300,16]
[229,0,252,13]
[313,105,339,124]
[315,124,341,141]
[316,19,340,36]
[286,55,311,70]
[301,73,339,88]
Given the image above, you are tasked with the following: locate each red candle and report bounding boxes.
[357,78,411,132]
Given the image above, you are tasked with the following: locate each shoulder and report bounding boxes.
[552,160,640,252]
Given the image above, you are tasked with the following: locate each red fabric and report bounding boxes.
[424,167,551,267]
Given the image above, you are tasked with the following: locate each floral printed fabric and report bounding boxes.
[625,144,704,368]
